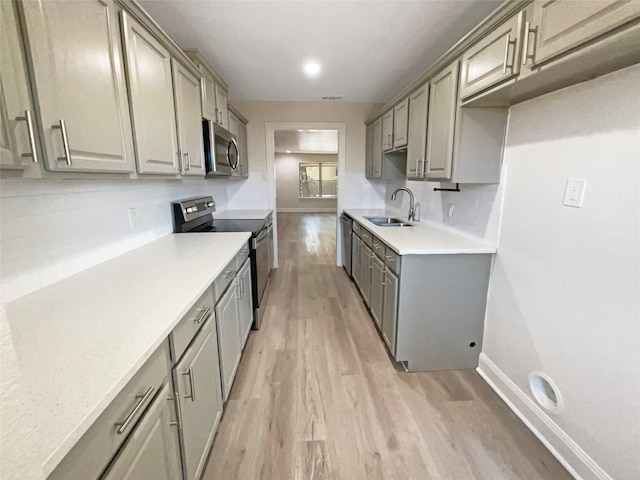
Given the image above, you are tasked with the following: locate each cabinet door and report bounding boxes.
[370,256,385,330]
[174,319,223,480]
[359,244,372,305]
[202,72,217,121]
[214,83,228,128]
[371,118,383,178]
[393,99,409,149]
[237,259,253,348]
[365,123,374,178]
[529,0,640,66]
[215,283,241,401]
[0,0,40,170]
[381,110,394,152]
[172,60,205,176]
[352,235,361,286]
[121,12,179,175]
[459,11,523,99]
[237,121,248,177]
[19,0,134,173]
[102,383,182,480]
[425,61,459,180]
[382,269,399,356]
[405,85,429,180]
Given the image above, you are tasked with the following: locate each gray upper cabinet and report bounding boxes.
[228,108,248,178]
[392,98,409,149]
[371,117,383,178]
[381,110,394,152]
[172,59,205,176]
[460,10,525,99]
[405,85,429,180]
[19,0,135,173]
[174,318,223,480]
[102,383,182,480]
[425,61,459,180]
[0,0,40,171]
[202,73,217,121]
[122,12,179,175]
[527,0,640,67]
[364,123,374,178]
[215,83,228,128]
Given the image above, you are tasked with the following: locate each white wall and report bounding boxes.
[480,66,640,480]
[0,177,228,302]
[227,101,387,210]
[275,153,338,212]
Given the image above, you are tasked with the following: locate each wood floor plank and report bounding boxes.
[202,213,572,480]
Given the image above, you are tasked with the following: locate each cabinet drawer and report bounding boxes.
[214,258,237,301]
[170,286,215,363]
[371,236,385,257]
[352,221,361,237]
[48,342,171,480]
[359,227,373,248]
[384,247,401,275]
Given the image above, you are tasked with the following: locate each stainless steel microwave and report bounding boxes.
[203,120,238,176]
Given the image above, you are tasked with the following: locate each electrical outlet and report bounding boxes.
[448,204,454,219]
[563,178,587,207]
[128,207,138,230]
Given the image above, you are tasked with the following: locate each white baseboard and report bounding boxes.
[477,354,612,480]
[276,208,336,213]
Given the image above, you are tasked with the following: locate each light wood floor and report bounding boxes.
[203,213,571,480]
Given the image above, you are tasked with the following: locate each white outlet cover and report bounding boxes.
[563,178,587,208]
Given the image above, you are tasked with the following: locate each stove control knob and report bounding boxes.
[206,202,214,208]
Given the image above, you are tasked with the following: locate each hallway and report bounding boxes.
[203,213,570,480]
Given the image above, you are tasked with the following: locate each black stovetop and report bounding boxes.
[188,217,268,236]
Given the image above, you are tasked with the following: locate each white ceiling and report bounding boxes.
[274,129,339,154]
[139,0,502,103]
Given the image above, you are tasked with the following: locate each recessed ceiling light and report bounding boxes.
[286,150,291,153]
[303,61,321,77]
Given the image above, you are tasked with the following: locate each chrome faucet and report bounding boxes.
[391,187,416,221]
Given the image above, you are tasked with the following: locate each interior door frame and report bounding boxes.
[265,122,347,268]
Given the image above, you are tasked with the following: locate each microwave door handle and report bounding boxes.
[228,138,239,170]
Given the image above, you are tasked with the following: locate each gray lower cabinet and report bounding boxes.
[173,317,223,480]
[370,256,385,329]
[381,269,398,355]
[237,258,253,348]
[216,280,242,401]
[352,234,361,286]
[358,242,372,304]
[102,382,182,480]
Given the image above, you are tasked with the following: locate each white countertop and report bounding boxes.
[4,232,251,478]
[344,209,497,255]
[214,209,272,220]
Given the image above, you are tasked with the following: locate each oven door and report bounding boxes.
[254,226,270,307]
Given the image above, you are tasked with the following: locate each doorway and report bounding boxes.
[265,122,347,267]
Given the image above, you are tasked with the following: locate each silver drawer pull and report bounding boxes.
[168,392,183,430]
[236,280,242,299]
[384,255,394,262]
[502,34,517,75]
[182,368,196,401]
[52,119,71,165]
[522,21,537,66]
[374,244,382,249]
[193,306,211,324]
[15,110,38,163]
[224,270,235,279]
[115,386,155,434]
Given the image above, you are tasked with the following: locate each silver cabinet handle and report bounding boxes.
[224,269,235,279]
[235,280,242,300]
[15,110,38,163]
[186,151,191,171]
[168,392,183,429]
[182,151,189,172]
[384,255,394,261]
[373,244,382,250]
[114,386,155,434]
[51,119,71,165]
[502,34,517,75]
[182,368,196,401]
[421,157,427,177]
[414,157,419,176]
[522,21,537,65]
[193,305,211,324]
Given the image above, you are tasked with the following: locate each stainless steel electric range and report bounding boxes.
[172,196,273,328]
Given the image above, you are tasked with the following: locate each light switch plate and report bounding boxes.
[563,178,587,207]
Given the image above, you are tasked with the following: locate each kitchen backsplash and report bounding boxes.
[385,167,507,245]
[0,177,228,302]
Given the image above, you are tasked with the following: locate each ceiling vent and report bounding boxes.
[321,95,343,101]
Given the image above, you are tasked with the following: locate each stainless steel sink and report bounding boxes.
[364,216,414,227]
